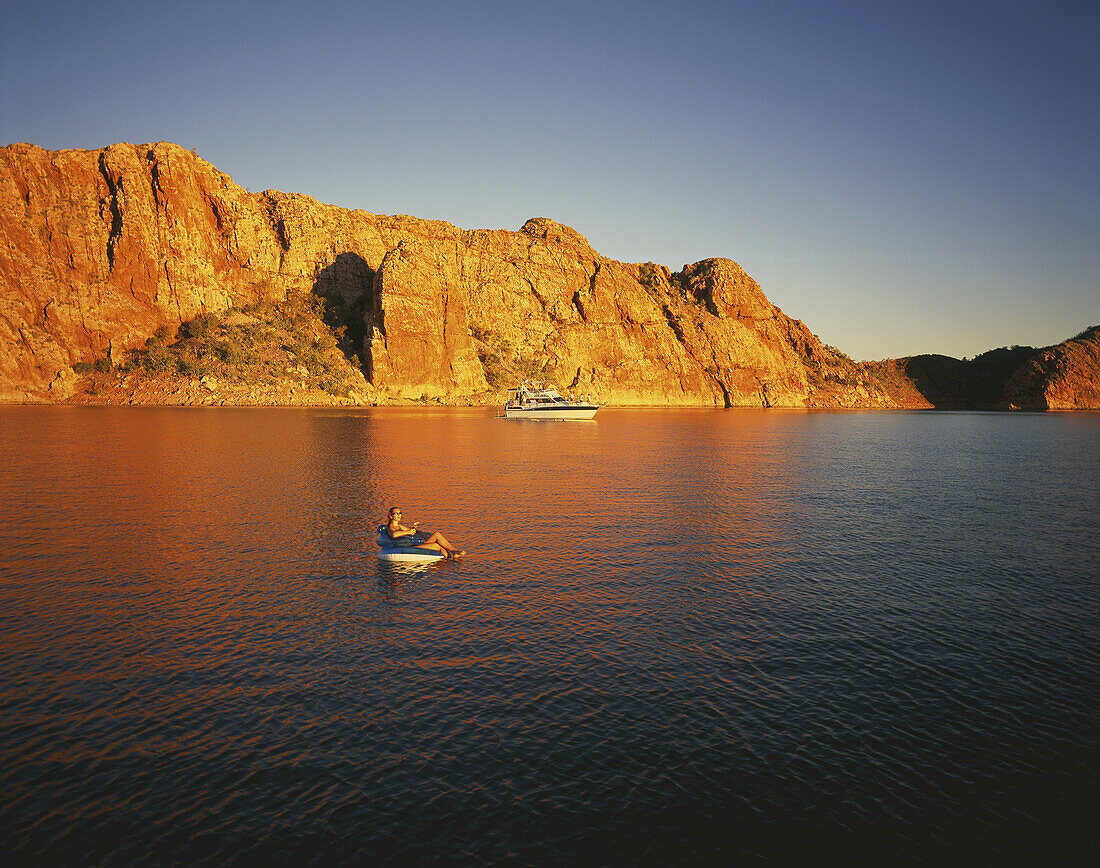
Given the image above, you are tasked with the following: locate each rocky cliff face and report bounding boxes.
[886,332,1100,412]
[0,142,1093,409]
[1002,326,1100,410]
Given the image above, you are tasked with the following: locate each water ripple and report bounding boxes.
[0,407,1097,864]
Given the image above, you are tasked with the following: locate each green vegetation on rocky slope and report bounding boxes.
[71,292,375,405]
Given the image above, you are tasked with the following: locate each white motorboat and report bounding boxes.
[504,381,599,420]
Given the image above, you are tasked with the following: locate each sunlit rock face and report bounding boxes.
[12,140,1089,409]
[1,142,289,401]
[1002,326,1100,410]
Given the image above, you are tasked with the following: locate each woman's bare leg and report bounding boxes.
[422,531,465,558]
[423,531,455,552]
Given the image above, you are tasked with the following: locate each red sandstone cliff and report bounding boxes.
[1002,326,1100,410]
[0,142,1091,409]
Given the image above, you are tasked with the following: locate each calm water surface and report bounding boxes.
[1,407,1097,865]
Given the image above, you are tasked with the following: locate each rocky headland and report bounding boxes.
[1,141,1096,409]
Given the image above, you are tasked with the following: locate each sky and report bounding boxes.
[2,0,1096,360]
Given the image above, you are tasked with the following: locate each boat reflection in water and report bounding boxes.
[503,381,599,420]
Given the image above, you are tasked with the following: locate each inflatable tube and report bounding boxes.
[376,527,446,563]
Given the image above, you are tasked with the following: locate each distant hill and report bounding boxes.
[892,331,1100,411]
[898,347,1039,409]
[1,141,1095,409]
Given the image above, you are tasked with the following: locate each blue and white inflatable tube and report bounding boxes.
[376,525,446,563]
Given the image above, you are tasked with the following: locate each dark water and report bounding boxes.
[1,407,1097,865]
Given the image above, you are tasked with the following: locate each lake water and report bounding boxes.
[1,407,1097,865]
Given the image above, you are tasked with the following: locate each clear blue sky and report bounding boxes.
[3,0,1096,360]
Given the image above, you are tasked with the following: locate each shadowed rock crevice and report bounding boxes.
[311,252,375,375]
[97,152,124,269]
[148,151,164,206]
[660,304,687,345]
[264,196,290,254]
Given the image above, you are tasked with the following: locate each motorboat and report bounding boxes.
[376,525,446,562]
[504,381,599,420]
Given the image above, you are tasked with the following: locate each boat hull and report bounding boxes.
[504,405,599,420]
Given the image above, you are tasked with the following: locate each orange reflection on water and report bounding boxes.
[2,406,797,677]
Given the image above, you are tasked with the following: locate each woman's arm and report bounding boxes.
[388,520,417,538]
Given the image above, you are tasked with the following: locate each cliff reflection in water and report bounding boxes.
[0,406,1097,865]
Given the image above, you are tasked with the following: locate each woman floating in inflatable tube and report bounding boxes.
[385,507,465,559]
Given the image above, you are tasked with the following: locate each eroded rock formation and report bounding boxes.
[1002,326,1100,410]
[1,142,1094,409]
